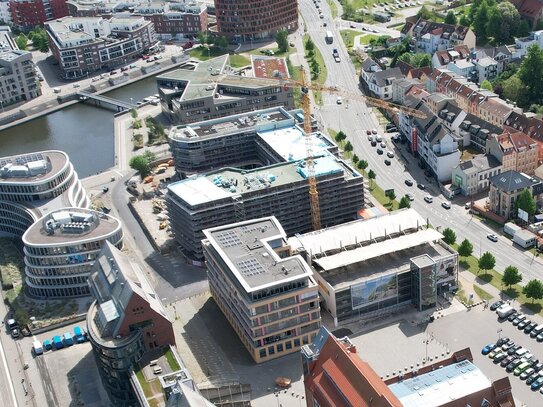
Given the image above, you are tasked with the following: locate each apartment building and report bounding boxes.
[289,209,458,325]
[214,0,298,41]
[431,45,470,68]
[360,58,404,100]
[401,18,476,53]
[0,150,88,237]
[46,15,157,78]
[451,155,502,196]
[9,0,68,29]
[67,0,208,39]
[87,241,176,407]
[487,129,539,175]
[158,55,293,125]
[0,1,12,24]
[505,111,543,162]
[23,207,123,298]
[302,327,516,407]
[0,26,41,107]
[489,170,543,220]
[202,217,321,363]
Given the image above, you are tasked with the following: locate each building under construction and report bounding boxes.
[165,109,365,259]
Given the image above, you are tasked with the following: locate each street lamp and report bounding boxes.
[497,328,503,342]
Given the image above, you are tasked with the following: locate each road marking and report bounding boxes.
[0,331,18,407]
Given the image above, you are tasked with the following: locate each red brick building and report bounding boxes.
[9,0,68,30]
[302,327,516,407]
[214,0,298,41]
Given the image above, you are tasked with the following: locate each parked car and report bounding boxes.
[491,350,505,360]
[508,311,519,322]
[526,372,541,385]
[377,148,383,155]
[482,343,497,355]
[508,345,523,356]
[533,362,543,372]
[537,332,543,342]
[487,233,498,242]
[384,159,391,166]
[502,341,515,352]
[405,179,413,186]
[501,355,515,367]
[531,376,543,390]
[525,322,538,334]
[33,340,43,356]
[417,183,425,190]
[387,151,394,158]
[519,319,530,330]
[514,361,532,376]
[380,142,387,148]
[424,195,433,203]
[366,130,372,135]
[405,193,414,201]
[490,300,504,311]
[506,359,523,372]
[43,340,52,351]
[513,314,527,326]
[494,352,508,363]
[496,336,510,347]
[10,328,20,339]
[521,368,536,380]
[372,129,378,134]
[441,201,451,209]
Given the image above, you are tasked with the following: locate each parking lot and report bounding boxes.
[351,304,543,406]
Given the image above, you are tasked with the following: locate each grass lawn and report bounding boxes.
[189,47,250,68]
[455,281,469,304]
[303,33,328,105]
[164,347,181,371]
[369,183,400,210]
[340,29,360,49]
[136,369,152,396]
[359,34,380,44]
[452,243,543,316]
[327,0,339,18]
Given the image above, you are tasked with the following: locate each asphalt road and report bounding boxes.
[300,0,543,283]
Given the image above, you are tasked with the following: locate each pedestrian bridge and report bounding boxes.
[77,91,137,112]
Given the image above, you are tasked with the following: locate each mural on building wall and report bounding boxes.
[351,274,398,310]
[435,254,457,284]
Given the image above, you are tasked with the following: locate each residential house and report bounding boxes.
[487,129,539,175]
[478,45,512,73]
[505,111,543,161]
[489,170,543,220]
[401,18,476,54]
[478,97,514,126]
[447,59,476,81]
[451,155,502,196]
[391,77,421,105]
[472,56,498,83]
[512,30,543,59]
[431,45,470,68]
[360,59,403,100]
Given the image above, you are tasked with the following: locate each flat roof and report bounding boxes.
[288,208,428,256]
[0,151,68,184]
[169,107,293,141]
[168,153,357,206]
[257,127,334,161]
[388,360,492,407]
[23,208,120,246]
[203,217,314,293]
[251,55,289,79]
[319,239,451,290]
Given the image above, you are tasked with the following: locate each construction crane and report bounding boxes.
[287,67,426,231]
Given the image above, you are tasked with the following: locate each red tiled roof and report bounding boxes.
[516,0,543,18]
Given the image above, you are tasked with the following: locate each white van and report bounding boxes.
[515,347,528,358]
[153,366,163,375]
[33,340,44,356]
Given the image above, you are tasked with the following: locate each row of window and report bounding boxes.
[28,284,89,298]
[257,334,312,359]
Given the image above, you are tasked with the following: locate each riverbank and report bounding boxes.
[0,53,190,132]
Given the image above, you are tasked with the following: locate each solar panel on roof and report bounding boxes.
[236,258,266,276]
[215,230,242,247]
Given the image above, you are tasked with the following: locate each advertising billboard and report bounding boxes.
[351,274,398,310]
[435,254,457,284]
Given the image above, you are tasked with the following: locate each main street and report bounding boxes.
[299,0,543,284]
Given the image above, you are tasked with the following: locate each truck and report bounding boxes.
[503,222,522,237]
[63,332,74,346]
[53,335,64,349]
[325,31,334,44]
[74,326,87,343]
[33,340,44,356]
[332,48,340,63]
[497,304,515,319]
[513,229,536,248]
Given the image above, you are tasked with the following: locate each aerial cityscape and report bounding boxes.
[4,0,543,405]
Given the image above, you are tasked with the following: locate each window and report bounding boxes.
[294,338,300,347]
[268,346,275,355]
[285,341,292,350]
[277,343,284,352]
[259,349,266,358]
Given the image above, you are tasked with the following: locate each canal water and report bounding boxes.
[0,75,161,178]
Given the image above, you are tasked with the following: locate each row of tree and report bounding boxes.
[441,228,543,303]
[15,27,49,52]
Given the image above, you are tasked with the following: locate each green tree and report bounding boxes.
[523,279,543,303]
[399,196,411,209]
[357,160,368,172]
[344,141,353,152]
[368,169,376,187]
[442,227,456,245]
[352,154,359,163]
[516,188,537,217]
[141,150,156,163]
[478,251,496,274]
[411,53,432,68]
[502,265,522,288]
[129,155,151,178]
[458,238,474,257]
[16,34,28,50]
[28,27,49,52]
[416,5,433,20]
[473,0,490,39]
[480,79,493,91]
[486,7,503,41]
[518,44,543,102]
[398,52,413,65]
[517,20,531,37]
[305,37,315,51]
[459,14,471,27]
[335,130,347,142]
[502,75,525,104]
[497,1,520,41]
[444,11,457,25]
[386,190,396,203]
[217,36,228,49]
[275,29,289,53]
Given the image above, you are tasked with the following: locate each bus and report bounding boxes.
[325,31,334,44]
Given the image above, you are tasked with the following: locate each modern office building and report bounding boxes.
[0,150,88,238]
[0,26,41,107]
[288,209,458,325]
[157,55,294,125]
[46,15,157,78]
[202,217,321,363]
[302,326,516,407]
[166,107,363,260]
[213,0,297,41]
[168,106,334,177]
[66,0,208,39]
[23,207,123,298]
[87,241,176,407]
[9,0,68,30]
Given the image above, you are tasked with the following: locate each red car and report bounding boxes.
[142,55,150,60]
[366,129,372,135]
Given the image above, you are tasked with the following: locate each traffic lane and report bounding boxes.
[430,307,543,406]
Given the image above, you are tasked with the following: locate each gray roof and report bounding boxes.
[362,58,381,73]
[373,67,404,87]
[458,154,500,174]
[489,170,534,192]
